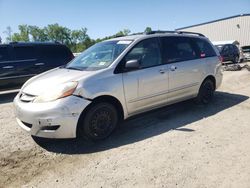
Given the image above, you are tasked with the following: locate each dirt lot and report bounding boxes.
[1,66,250,188]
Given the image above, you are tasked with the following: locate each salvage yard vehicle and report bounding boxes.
[14,31,223,140]
[214,43,240,64]
[0,42,73,90]
[242,45,250,61]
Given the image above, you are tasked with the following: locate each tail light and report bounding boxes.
[200,53,206,58]
[218,55,223,63]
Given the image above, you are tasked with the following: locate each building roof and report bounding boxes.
[176,14,250,30]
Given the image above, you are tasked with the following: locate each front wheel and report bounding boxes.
[195,79,215,104]
[79,102,118,140]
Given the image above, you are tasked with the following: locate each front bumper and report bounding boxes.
[13,94,91,138]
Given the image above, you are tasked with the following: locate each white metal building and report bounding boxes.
[176,14,250,47]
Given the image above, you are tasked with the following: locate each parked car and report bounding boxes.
[214,44,240,64]
[0,42,73,90]
[242,45,250,61]
[14,31,223,140]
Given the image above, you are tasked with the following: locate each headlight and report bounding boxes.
[33,81,78,103]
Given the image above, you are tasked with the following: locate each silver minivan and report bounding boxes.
[14,31,223,140]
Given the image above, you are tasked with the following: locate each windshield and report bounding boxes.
[215,45,223,52]
[66,40,132,71]
[242,46,250,52]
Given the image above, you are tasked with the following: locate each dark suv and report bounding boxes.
[214,44,240,64]
[0,42,73,90]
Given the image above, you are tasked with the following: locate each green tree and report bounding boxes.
[28,26,48,41]
[144,27,152,33]
[4,23,139,53]
[95,28,131,43]
[69,28,91,52]
[45,23,71,44]
[114,29,131,37]
[12,25,30,42]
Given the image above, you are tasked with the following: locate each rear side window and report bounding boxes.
[223,45,229,54]
[194,38,216,57]
[230,45,235,53]
[232,45,239,52]
[13,46,36,60]
[161,37,198,63]
[39,45,72,63]
[0,47,9,61]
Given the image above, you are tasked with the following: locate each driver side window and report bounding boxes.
[124,38,162,69]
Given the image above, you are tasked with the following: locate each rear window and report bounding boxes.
[222,45,230,53]
[215,45,223,52]
[13,46,36,60]
[194,38,216,57]
[232,45,239,52]
[0,47,9,61]
[161,37,198,63]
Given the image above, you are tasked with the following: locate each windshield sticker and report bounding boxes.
[117,41,132,45]
[99,62,107,66]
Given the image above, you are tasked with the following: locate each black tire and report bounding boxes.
[79,102,118,141]
[233,56,239,64]
[195,79,215,104]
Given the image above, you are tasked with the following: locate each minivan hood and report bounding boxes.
[22,68,94,96]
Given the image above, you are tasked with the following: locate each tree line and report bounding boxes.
[2,24,152,53]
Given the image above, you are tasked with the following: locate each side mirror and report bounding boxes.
[125,59,140,71]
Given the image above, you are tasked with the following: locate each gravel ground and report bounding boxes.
[0,67,250,188]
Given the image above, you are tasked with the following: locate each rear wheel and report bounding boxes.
[233,56,239,64]
[79,102,118,140]
[195,79,215,104]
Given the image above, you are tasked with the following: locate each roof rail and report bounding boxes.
[145,30,176,35]
[145,30,205,37]
[177,31,205,37]
[8,41,62,45]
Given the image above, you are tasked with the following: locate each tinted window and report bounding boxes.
[193,38,216,57]
[39,45,72,63]
[223,45,229,54]
[229,45,234,53]
[242,46,250,52]
[215,45,223,52]
[161,37,198,63]
[125,38,161,68]
[14,46,35,60]
[232,45,239,52]
[0,47,9,61]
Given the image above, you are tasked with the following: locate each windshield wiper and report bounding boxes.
[65,66,83,71]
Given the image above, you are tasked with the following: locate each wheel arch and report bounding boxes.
[201,75,216,90]
[76,95,125,137]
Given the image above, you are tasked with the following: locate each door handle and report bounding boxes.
[2,66,14,69]
[170,65,177,71]
[159,69,165,74]
[35,63,44,66]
